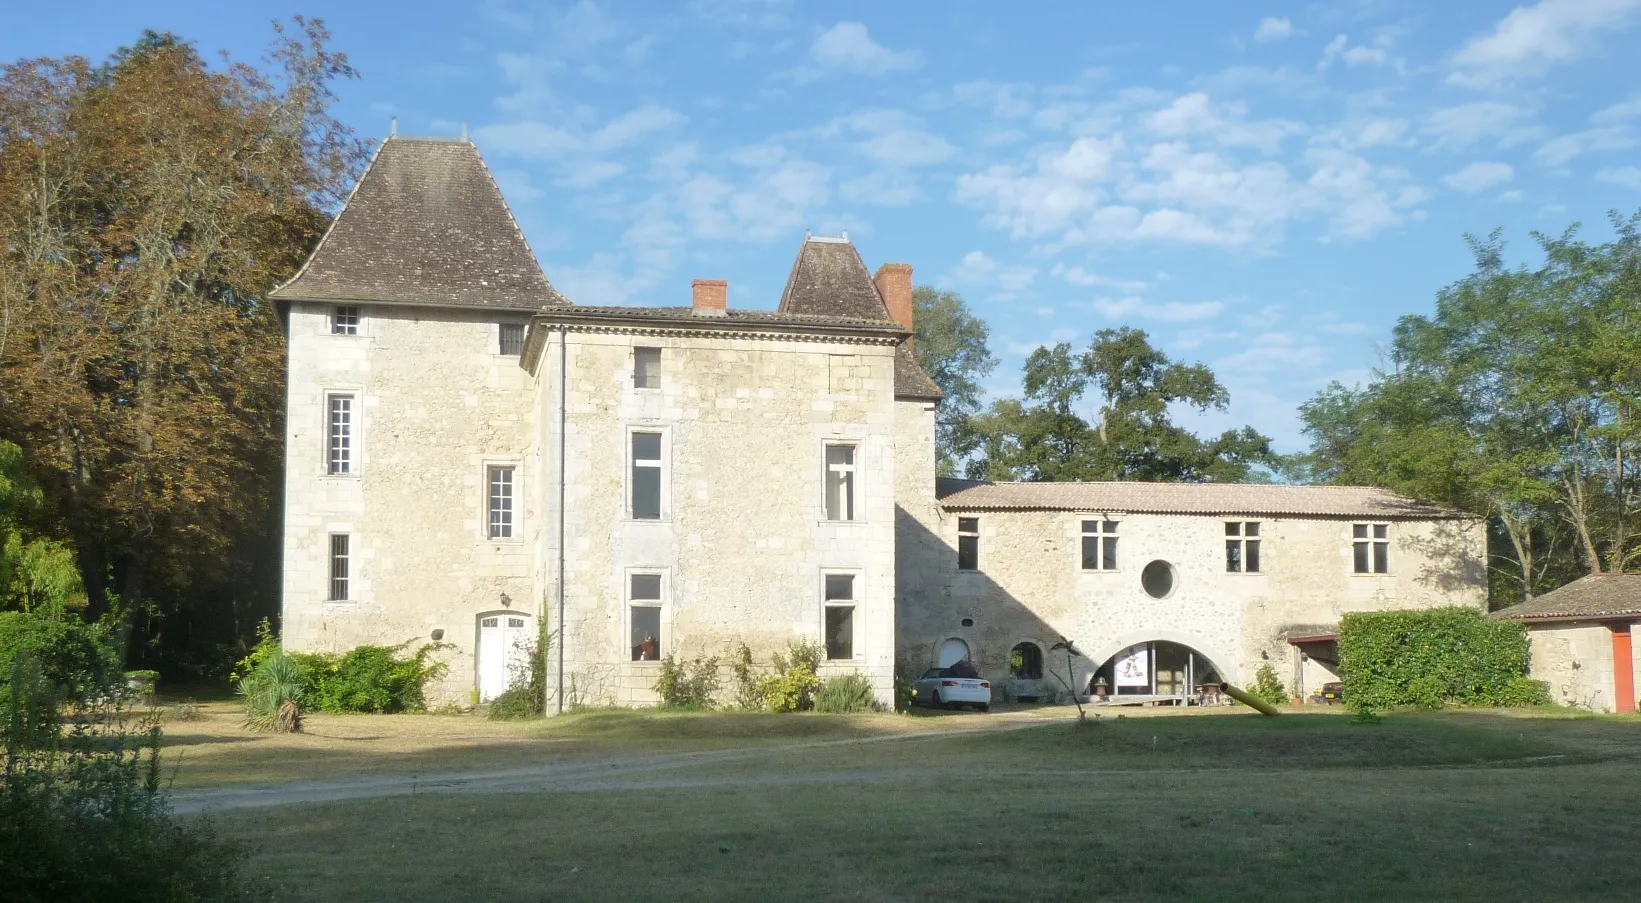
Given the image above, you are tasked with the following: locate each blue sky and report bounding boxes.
[8,1,1641,450]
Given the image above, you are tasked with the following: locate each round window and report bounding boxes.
[1141,560,1176,599]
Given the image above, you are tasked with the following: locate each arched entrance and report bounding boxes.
[937,637,971,668]
[1090,640,1222,705]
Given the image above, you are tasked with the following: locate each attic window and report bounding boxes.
[332,306,360,335]
[634,347,661,389]
[499,324,525,356]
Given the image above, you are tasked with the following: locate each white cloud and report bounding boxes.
[1143,93,1304,152]
[1443,161,1515,192]
[1052,264,1148,293]
[1319,34,1389,69]
[1596,166,1641,189]
[1093,296,1224,322]
[810,22,917,74]
[677,160,831,241]
[1420,102,1541,150]
[949,250,1037,295]
[839,171,921,206]
[952,136,1120,237]
[1450,0,1641,87]
[1534,127,1636,166]
[1254,17,1295,42]
[953,81,1033,119]
[1592,97,1641,124]
[491,168,544,202]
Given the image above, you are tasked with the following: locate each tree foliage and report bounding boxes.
[0,22,365,668]
[1297,211,1641,602]
[911,286,998,474]
[968,327,1277,482]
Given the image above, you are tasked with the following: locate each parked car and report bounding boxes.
[1318,681,1344,705]
[913,667,991,712]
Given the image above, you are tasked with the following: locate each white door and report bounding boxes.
[938,638,970,668]
[477,614,533,702]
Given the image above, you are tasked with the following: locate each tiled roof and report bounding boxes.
[532,305,908,333]
[776,235,943,400]
[1490,574,1641,623]
[935,478,1468,518]
[271,137,568,311]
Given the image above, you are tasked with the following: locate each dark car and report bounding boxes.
[1319,681,1344,704]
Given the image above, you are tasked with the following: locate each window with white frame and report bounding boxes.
[327,534,350,601]
[326,394,354,475]
[824,573,856,660]
[331,306,360,335]
[957,517,980,571]
[633,347,661,389]
[630,431,663,519]
[629,573,663,661]
[1353,523,1389,574]
[1226,521,1261,573]
[498,323,525,356]
[487,466,515,539]
[824,444,857,521]
[1081,519,1117,571]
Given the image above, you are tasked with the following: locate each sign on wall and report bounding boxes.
[1115,643,1150,687]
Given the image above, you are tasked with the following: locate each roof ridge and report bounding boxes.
[269,136,388,300]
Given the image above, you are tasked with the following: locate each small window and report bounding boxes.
[824,444,857,521]
[1226,521,1261,573]
[331,306,360,335]
[630,573,662,661]
[499,323,525,356]
[1141,560,1175,599]
[326,394,354,475]
[824,573,855,661]
[328,534,350,601]
[634,347,661,389]
[488,466,515,539]
[631,432,663,520]
[957,517,980,571]
[1353,523,1389,574]
[1009,643,1043,680]
[1081,519,1118,571]
[481,616,498,628]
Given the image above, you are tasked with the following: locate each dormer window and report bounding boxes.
[331,306,360,335]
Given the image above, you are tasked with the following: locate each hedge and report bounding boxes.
[1338,607,1549,709]
[0,611,118,704]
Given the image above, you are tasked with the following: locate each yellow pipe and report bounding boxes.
[1220,683,1281,716]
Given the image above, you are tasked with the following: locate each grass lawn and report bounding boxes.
[196,707,1641,902]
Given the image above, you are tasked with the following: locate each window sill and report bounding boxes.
[818,520,867,527]
[482,537,527,546]
[625,517,672,525]
[628,660,664,667]
[1350,572,1393,578]
[319,473,362,481]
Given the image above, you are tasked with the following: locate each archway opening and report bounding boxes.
[1090,640,1222,705]
[937,638,970,668]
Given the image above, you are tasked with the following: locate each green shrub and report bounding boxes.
[2,653,270,901]
[814,672,882,713]
[754,641,823,713]
[1250,662,1288,707]
[1339,607,1537,709]
[654,654,721,710]
[228,618,280,684]
[296,643,448,714]
[237,654,304,733]
[1498,675,1552,707]
[0,611,117,707]
[727,641,762,710]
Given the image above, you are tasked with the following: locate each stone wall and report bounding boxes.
[281,302,540,702]
[542,325,901,708]
[1525,623,1623,712]
[896,509,1487,698]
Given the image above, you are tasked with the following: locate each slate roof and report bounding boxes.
[935,478,1468,518]
[776,235,942,400]
[271,137,569,311]
[1490,574,1641,623]
[533,306,908,333]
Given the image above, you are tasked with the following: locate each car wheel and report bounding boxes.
[977,703,990,713]
[931,690,942,709]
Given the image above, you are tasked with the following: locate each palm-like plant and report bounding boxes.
[237,654,304,733]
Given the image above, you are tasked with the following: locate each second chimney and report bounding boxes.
[874,263,914,342]
[692,278,727,316]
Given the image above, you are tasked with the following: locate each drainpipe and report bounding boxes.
[556,325,568,714]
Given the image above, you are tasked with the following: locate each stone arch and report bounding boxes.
[1085,629,1237,686]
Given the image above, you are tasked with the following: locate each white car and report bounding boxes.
[913,667,991,712]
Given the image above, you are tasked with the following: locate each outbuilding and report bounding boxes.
[1492,575,1641,714]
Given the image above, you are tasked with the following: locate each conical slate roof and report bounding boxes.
[272,136,568,310]
[777,235,942,400]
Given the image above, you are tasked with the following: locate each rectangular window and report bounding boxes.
[824,573,855,661]
[631,432,663,520]
[331,306,359,336]
[326,394,354,475]
[487,466,515,539]
[498,323,525,356]
[957,517,980,571]
[1226,521,1261,573]
[824,444,857,521]
[1081,519,1118,570]
[630,573,662,661]
[634,347,661,389]
[1353,523,1389,574]
[327,534,350,601]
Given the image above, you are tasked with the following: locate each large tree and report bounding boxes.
[910,286,998,474]
[1297,211,1641,601]
[0,20,364,631]
[969,327,1277,482]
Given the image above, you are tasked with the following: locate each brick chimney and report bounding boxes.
[692,278,727,317]
[874,263,914,341]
